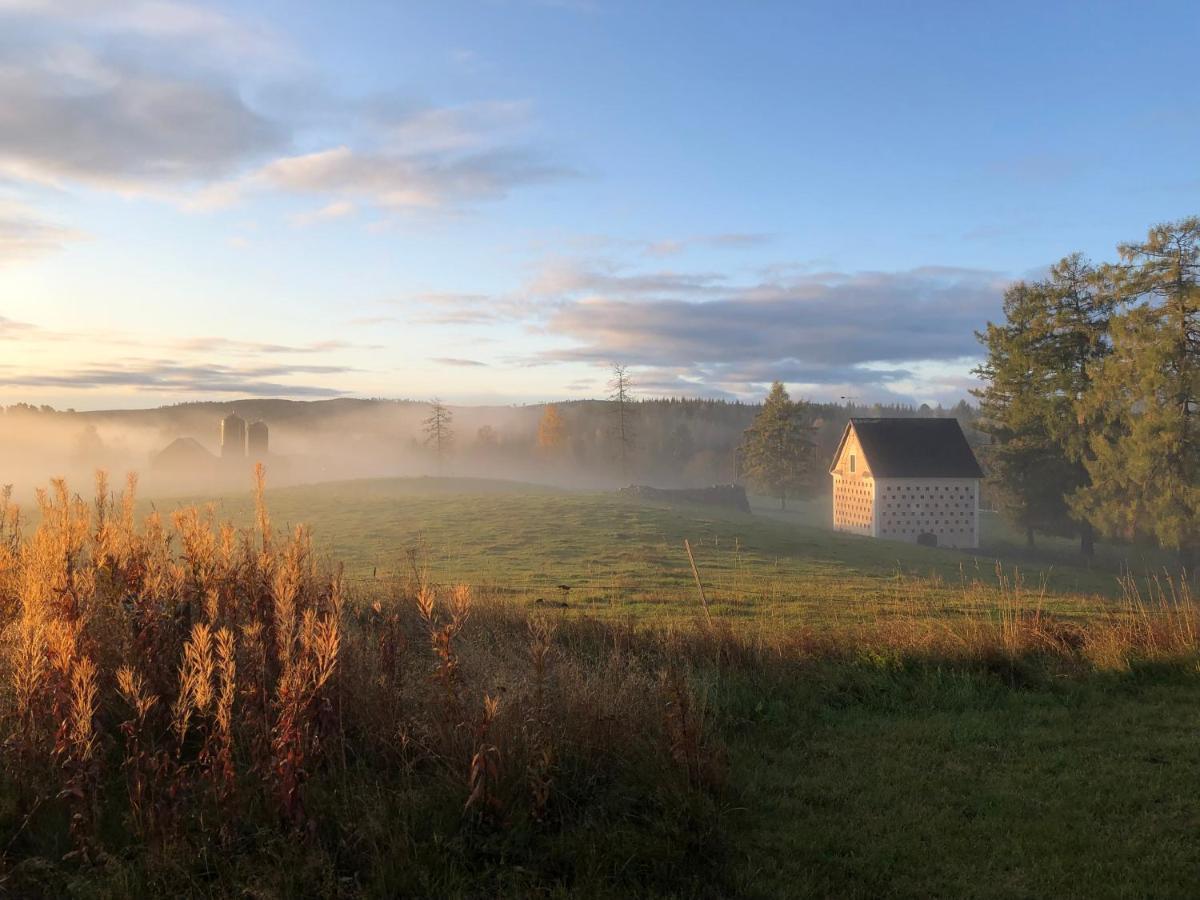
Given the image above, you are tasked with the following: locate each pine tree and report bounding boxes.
[973,255,1117,554]
[738,382,816,510]
[974,283,1065,547]
[1072,218,1200,569]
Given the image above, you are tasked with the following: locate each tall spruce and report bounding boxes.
[973,255,1115,554]
[1072,218,1200,569]
[738,382,816,510]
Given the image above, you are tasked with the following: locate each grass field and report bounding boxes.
[6,475,1199,897]
[168,477,1199,897]
[158,475,1167,624]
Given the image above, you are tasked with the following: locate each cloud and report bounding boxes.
[239,144,570,211]
[170,336,375,355]
[519,262,1007,401]
[0,314,37,336]
[0,0,289,66]
[645,232,773,258]
[290,200,355,227]
[0,7,565,217]
[525,261,725,298]
[0,320,377,398]
[366,99,532,154]
[0,48,286,192]
[0,202,83,263]
[0,320,377,355]
[410,292,526,325]
[430,357,488,367]
[544,267,1002,364]
[395,253,1003,401]
[0,359,351,396]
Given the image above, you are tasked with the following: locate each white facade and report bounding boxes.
[873,478,978,548]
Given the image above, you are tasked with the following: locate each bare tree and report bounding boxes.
[423,398,454,463]
[608,364,635,477]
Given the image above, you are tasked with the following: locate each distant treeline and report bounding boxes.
[3,395,981,494]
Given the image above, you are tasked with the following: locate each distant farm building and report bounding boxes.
[829,418,983,549]
[152,437,216,474]
[247,420,269,458]
[220,412,247,458]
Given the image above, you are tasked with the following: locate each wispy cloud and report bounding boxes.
[644,232,773,258]
[0,314,38,336]
[430,357,488,367]
[0,359,351,397]
[290,200,355,227]
[218,144,572,213]
[0,201,83,263]
[0,0,289,64]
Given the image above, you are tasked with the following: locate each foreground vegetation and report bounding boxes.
[3,474,1200,897]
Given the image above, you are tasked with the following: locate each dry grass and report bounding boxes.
[0,471,730,896]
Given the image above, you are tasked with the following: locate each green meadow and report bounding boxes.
[162,475,1148,624]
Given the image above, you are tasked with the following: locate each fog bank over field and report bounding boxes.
[0,397,981,503]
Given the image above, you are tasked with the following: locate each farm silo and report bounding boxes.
[247,420,269,458]
[220,412,247,458]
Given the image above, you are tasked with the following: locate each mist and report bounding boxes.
[0,397,981,506]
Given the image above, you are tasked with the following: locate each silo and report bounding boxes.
[220,412,247,458]
[247,420,269,458]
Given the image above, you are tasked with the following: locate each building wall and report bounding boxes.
[247,421,269,458]
[220,416,247,459]
[830,430,876,536]
[875,478,978,548]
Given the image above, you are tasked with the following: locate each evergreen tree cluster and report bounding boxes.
[975,216,1200,566]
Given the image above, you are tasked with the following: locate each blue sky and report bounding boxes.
[1,0,1197,409]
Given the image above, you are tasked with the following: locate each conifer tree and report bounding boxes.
[974,282,1065,547]
[738,381,816,510]
[974,255,1117,554]
[1072,218,1200,568]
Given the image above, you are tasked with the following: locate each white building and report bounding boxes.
[829,418,984,549]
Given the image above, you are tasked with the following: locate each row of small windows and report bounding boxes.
[883,485,973,494]
[885,503,970,509]
[883,522,971,528]
[882,527,972,535]
[885,509,971,517]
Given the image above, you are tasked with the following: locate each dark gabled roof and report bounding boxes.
[829,418,984,479]
[153,436,216,468]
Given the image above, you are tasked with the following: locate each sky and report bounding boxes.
[1,0,1198,410]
